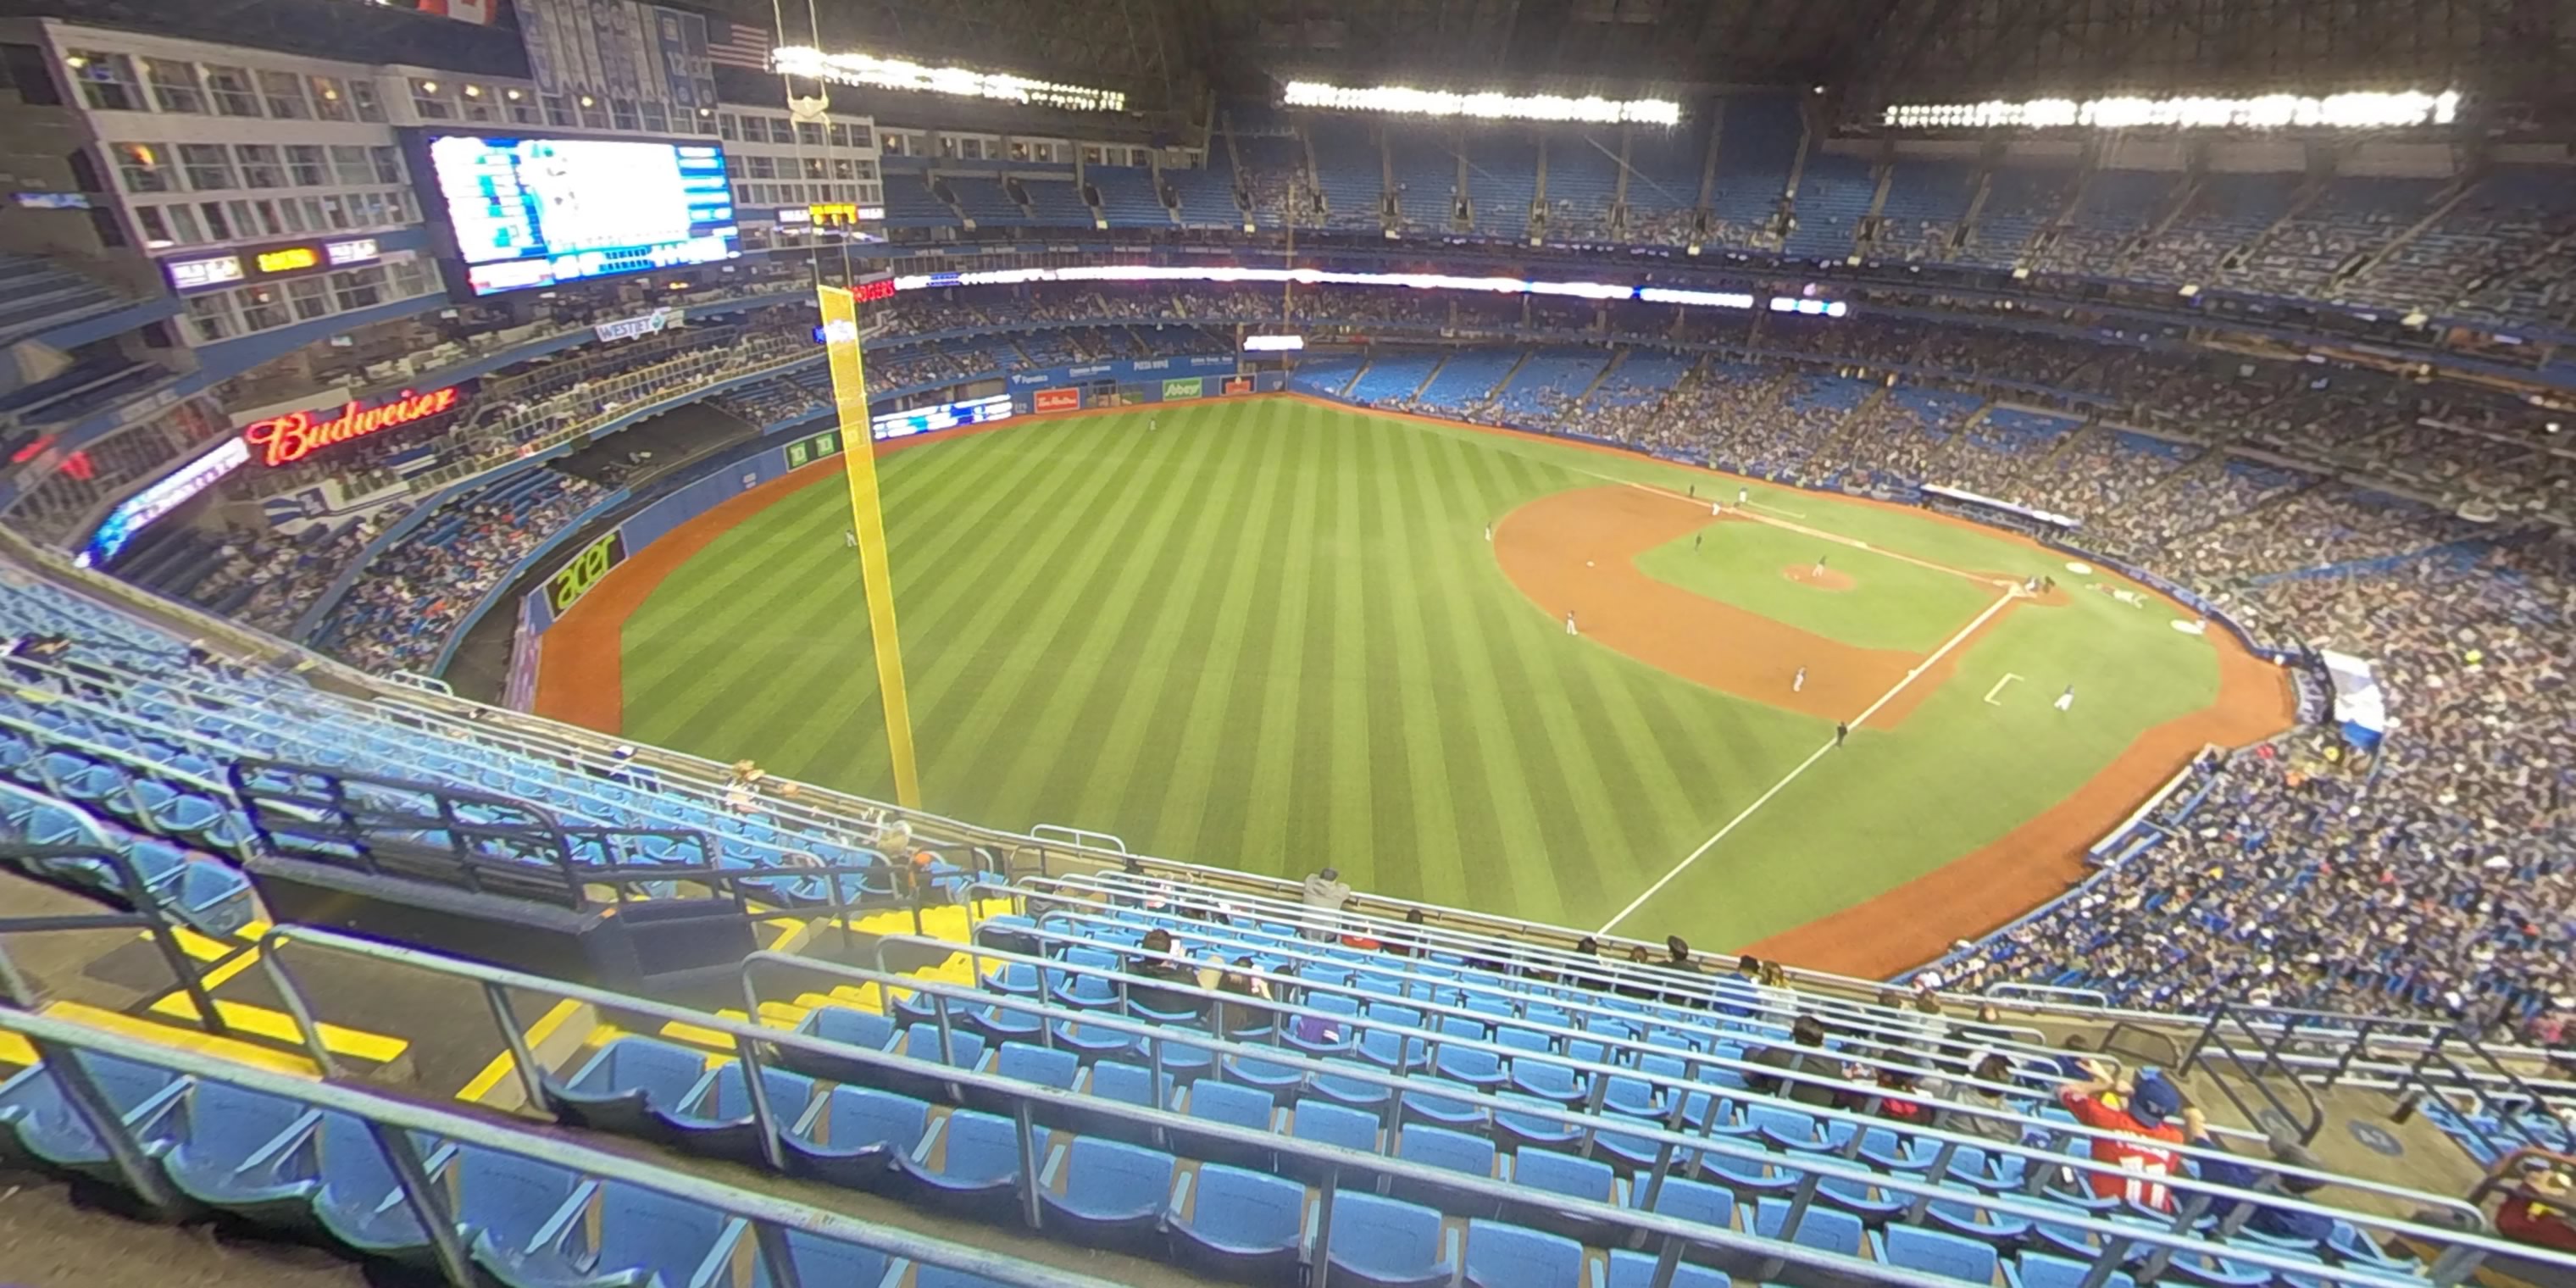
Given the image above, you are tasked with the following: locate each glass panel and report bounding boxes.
[258,69,309,118]
[308,75,352,120]
[142,58,204,114]
[65,50,142,112]
[203,64,261,117]
[113,142,172,192]
[177,144,235,191]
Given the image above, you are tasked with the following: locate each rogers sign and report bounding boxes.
[242,386,465,468]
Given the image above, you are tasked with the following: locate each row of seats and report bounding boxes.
[0,1050,1050,1288]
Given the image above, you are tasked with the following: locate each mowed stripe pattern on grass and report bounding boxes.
[617,399,1819,928]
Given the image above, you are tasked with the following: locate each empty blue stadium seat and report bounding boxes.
[669,1062,815,1163]
[1507,1146,1616,1243]
[1874,1224,2003,1285]
[1035,1136,1174,1254]
[452,1146,587,1257]
[2008,1252,2136,1288]
[1169,1163,1308,1286]
[544,1037,708,1136]
[1464,1218,1586,1288]
[889,1108,1030,1222]
[476,1180,735,1288]
[158,1079,324,1217]
[1324,1191,1457,1288]
[1179,1077,1278,1170]
[781,1085,930,1191]
[1282,1099,1380,1185]
[0,1053,189,1179]
[750,1228,893,1288]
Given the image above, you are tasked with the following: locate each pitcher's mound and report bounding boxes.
[1781,564,1857,592]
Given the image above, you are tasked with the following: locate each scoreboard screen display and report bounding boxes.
[870,394,1013,441]
[424,133,739,297]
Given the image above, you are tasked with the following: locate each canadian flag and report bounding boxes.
[419,0,494,24]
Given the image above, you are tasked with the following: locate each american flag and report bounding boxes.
[704,17,772,71]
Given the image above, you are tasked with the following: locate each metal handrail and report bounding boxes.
[241,923,2535,1288]
[863,930,2497,1221]
[983,882,2080,1090]
[1000,872,2051,1058]
[0,1006,1132,1288]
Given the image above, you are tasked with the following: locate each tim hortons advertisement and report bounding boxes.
[242,386,468,468]
[1033,388,1081,413]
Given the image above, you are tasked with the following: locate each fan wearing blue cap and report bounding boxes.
[2057,1058,2190,1210]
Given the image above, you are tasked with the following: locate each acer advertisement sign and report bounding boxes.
[243,386,469,468]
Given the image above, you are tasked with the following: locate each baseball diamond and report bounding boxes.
[538,395,2294,974]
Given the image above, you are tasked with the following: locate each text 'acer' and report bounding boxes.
[243,387,464,467]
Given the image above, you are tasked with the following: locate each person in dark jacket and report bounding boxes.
[1124,928,1204,1018]
[1746,1015,1842,1108]
[2185,1111,2334,1243]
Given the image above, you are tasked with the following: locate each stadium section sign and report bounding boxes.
[242,386,467,468]
[593,307,685,342]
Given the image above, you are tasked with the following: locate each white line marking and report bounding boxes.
[1618,480,2011,590]
[1596,583,2025,935]
[1983,673,2024,705]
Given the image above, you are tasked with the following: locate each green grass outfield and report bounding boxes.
[617,398,2222,943]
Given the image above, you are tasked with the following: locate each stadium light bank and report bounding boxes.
[890,264,1762,311]
[1882,90,2458,130]
[1283,80,1680,126]
[770,47,1124,113]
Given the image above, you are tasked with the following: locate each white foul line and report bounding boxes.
[1983,673,2024,705]
[1596,582,2027,935]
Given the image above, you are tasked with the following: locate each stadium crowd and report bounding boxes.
[309,470,608,674]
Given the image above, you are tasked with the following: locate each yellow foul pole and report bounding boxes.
[815,282,921,808]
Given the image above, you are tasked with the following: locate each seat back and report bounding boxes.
[1063,1137,1176,1206]
[1466,1219,1585,1287]
[1755,1199,1864,1255]
[992,1043,1080,1091]
[452,1147,583,1250]
[176,1079,314,1159]
[591,1181,734,1278]
[1513,1148,1612,1203]
[817,1087,930,1153]
[1328,1191,1445,1269]
[1396,1124,1494,1180]
[808,1007,896,1051]
[1186,1080,1274,1130]
[1185,1163,1306,1241]
[752,1229,891,1288]
[697,1063,816,1124]
[1885,1224,1999,1283]
[936,1110,1034,1182]
[1291,1101,1380,1154]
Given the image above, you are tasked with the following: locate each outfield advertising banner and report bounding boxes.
[544,529,629,615]
[783,426,844,469]
[1223,376,1254,395]
[1005,353,1237,390]
[1161,377,1203,402]
[1034,388,1082,413]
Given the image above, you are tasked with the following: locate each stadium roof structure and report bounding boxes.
[739,0,2574,127]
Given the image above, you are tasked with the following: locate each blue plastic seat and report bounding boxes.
[1222,1052,1308,1101]
[1491,1092,1584,1153]
[1928,1196,2034,1243]
[1507,1146,1615,1243]
[1053,1019,1141,1063]
[0,1053,190,1179]
[1282,1099,1381,1185]
[1791,1149,1910,1221]
[1036,1136,1176,1255]
[1170,1162,1307,1288]
[967,1041,1080,1117]
[782,1085,930,1191]
[664,1062,816,1163]
[1464,1218,1586,1288]
[1135,1034,1216,1082]
[1738,1199,1874,1288]
[2162,1253,2276,1288]
[2008,1252,2136,1288]
[749,1228,892,1288]
[1874,1224,2002,1285]
[158,1079,324,1219]
[477,1180,734,1288]
[888,1108,1030,1222]
[309,1113,447,1261]
[1398,1077,1487,1131]
[452,1147,587,1256]
[1590,1112,1677,1174]
[543,1038,708,1137]
[962,1000,1047,1046]
[1324,1191,1457,1288]
[1180,1077,1278,1170]
[1607,1248,1734,1288]
[1060,1059,1171,1148]
[1388,1123,1496,1216]
[882,1023,986,1103]
[1308,1058,1396,1110]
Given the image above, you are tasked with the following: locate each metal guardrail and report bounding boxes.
[235,924,2535,1288]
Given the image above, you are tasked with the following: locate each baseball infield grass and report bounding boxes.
[616,397,2222,943]
[1633,522,1996,652]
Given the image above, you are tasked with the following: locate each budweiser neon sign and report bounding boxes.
[243,386,464,467]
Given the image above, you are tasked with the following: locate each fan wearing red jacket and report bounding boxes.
[2057,1058,2190,1211]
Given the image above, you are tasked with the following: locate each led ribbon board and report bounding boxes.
[243,386,466,467]
[890,264,1761,312]
[1882,91,2460,130]
[770,47,1123,113]
[1283,80,1679,126]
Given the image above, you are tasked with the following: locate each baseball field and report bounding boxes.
[536,395,2293,974]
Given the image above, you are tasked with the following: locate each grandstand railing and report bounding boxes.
[0,822,229,1041]
[0,1003,1134,1288]
[237,924,2534,1288]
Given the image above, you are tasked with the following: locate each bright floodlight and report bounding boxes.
[1879,89,2458,130]
[772,47,1124,113]
[1282,80,1680,125]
